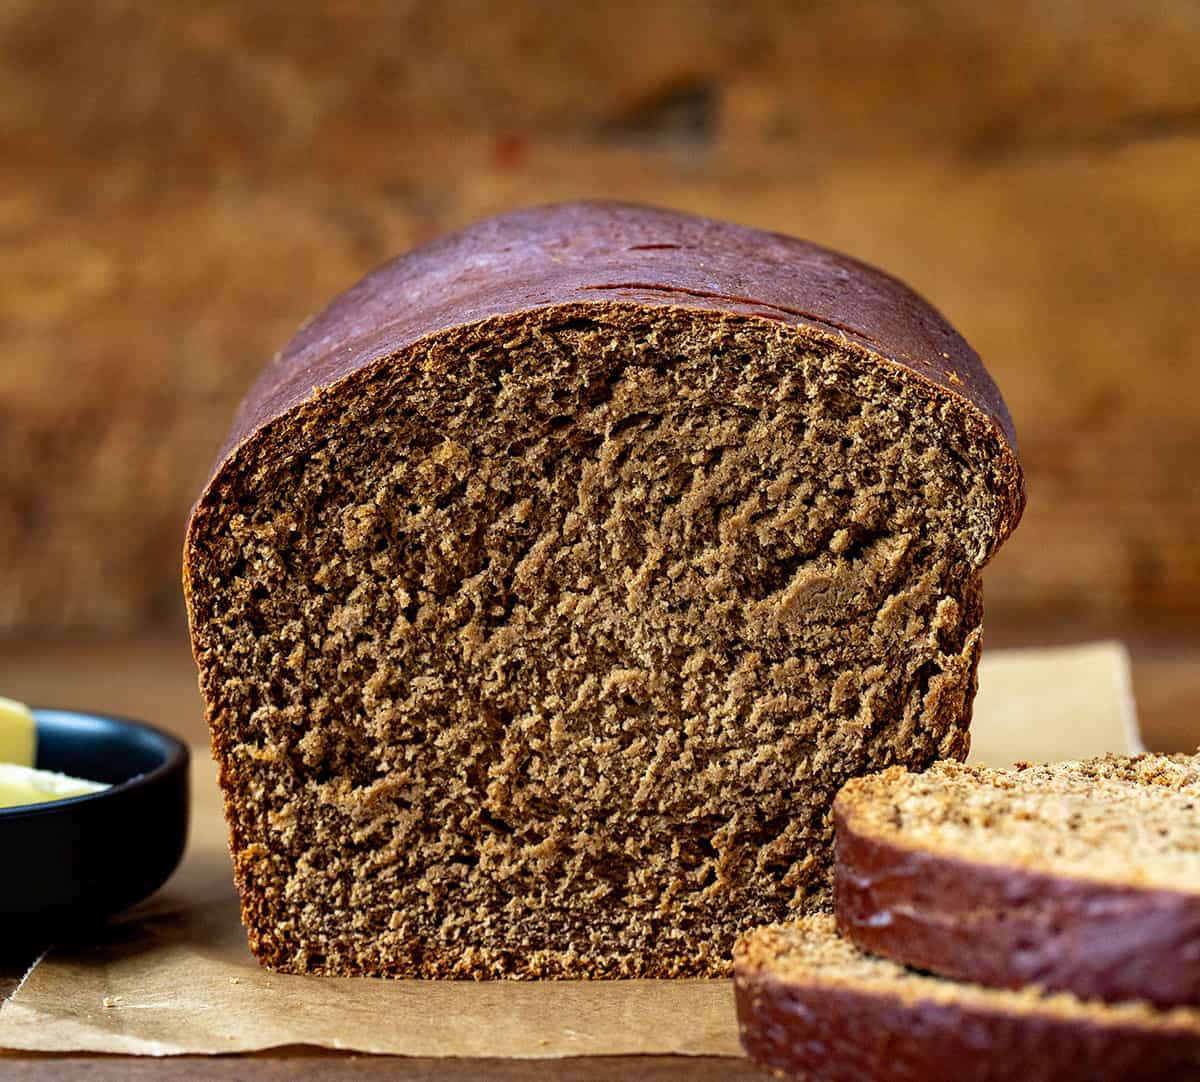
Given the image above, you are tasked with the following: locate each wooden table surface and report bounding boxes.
[1,630,1197,1078]
[0,1053,766,1080]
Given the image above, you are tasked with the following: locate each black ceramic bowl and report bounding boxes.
[0,708,189,929]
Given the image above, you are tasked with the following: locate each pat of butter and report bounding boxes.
[0,696,36,767]
[0,762,108,809]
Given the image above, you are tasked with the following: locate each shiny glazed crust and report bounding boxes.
[193,200,1023,522]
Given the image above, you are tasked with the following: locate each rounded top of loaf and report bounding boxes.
[226,203,1018,444]
[201,201,1023,551]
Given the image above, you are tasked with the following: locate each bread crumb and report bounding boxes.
[187,290,1014,978]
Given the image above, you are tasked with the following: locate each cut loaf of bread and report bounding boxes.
[835,752,1200,1007]
[183,201,1022,978]
[735,916,1200,1082]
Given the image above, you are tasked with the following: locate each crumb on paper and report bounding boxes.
[229,977,241,985]
[102,996,121,1008]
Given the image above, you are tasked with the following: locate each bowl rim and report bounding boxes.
[0,706,190,820]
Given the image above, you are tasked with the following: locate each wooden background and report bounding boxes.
[0,5,1198,1075]
[1,1,1198,742]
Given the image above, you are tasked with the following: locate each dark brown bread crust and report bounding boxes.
[200,201,1022,526]
[834,802,1200,1009]
[183,202,1025,977]
[735,970,1200,1082]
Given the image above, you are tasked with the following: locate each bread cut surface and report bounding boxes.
[835,753,1200,1006]
[735,916,1200,1081]
[183,202,1022,978]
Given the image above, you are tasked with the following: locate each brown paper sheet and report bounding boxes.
[967,641,1140,765]
[0,642,1139,1057]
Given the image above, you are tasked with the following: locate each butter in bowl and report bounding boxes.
[0,696,189,931]
[0,697,110,807]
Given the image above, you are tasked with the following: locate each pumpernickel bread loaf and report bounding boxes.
[734,916,1200,1082]
[834,751,1200,1007]
[183,201,1023,978]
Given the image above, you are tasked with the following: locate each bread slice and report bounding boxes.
[835,753,1200,1007]
[183,201,1023,978]
[735,916,1200,1081]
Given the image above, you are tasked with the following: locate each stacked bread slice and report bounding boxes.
[735,752,1200,1081]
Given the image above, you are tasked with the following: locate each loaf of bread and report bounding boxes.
[735,916,1200,1082]
[183,201,1023,977]
[834,752,1200,1007]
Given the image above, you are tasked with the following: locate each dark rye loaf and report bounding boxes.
[183,201,1023,978]
[834,752,1200,1008]
[735,917,1200,1082]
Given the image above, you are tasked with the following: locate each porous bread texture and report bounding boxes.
[185,302,1015,978]
[838,752,1200,891]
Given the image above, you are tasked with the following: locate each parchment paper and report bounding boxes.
[0,642,1140,1057]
